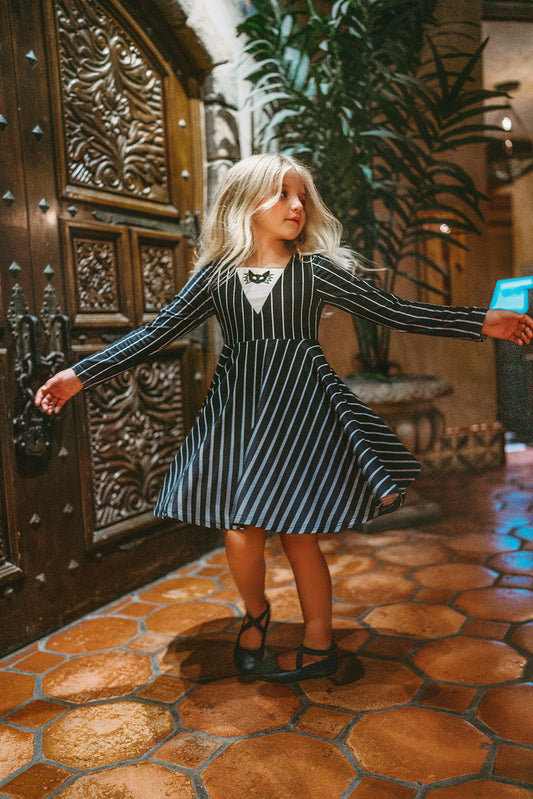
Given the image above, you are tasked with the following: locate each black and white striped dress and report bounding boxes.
[73,254,487,534]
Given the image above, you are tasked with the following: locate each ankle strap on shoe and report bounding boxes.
[296,642,334,668]
[299,643,334,656]
[242,602,270,632]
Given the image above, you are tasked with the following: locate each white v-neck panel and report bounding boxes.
[236,268,284,313]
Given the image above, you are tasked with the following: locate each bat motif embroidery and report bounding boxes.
[244,270,273,284]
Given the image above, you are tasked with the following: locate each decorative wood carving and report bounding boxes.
[62,220,133,327]
[55,0,169,202]
[86,359,185,529]
[74,237,119,312]
[141,244,176,312]
[129,229,186,324]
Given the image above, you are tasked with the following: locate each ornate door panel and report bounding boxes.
[0,0,214,655]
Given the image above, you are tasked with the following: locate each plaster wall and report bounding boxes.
[498,171,533,277]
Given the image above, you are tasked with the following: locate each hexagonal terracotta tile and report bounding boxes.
[0,672,35,715]
[178,677,301,736]
[116,601,157,618]
[346,707,490,783]
[145,601,233,636]
[413,563,497,591]
[0,763,71,799]
[425,781,533,798]
[463,619,510,640]
[455,588,533,622]
[46,617,139,654]
[198,565,226,576]
[377,541,449,566]
[325,553,376,577]
[347,776,417,798]
[364,635,418,660]
[217,569,239,589]
[294,706,351,739]
[416,588,457,604]
[54,763,194,798]
[489,551,533,575]
[6,700,66,729]
[512,621,533,654]
[267,585,304,620]
[0,724,33,781]
[202,732,355,799]
[126,633,173,653]
[138,576,217,603]
[0,647,35,668]
[477,683,533,745]
[153,731,223,768]
[136,675,192,703]
[158,634,237,682]
[419,683,477,713]
[494,744,533,784]
[264,562,297,588]
[262,619,332,651]
[301,657,422,712]
[446,533,520,554]
[209,588,241,604]
[42,652,153,703]
[414,637,526,685]
[334,573,415,605]
[14,652,65,674]
[364,603,465,638]
[42,701,173,768]
[345,531,410,548]
[515,525,533,541]
[332,627,370,654]
[204,550,229,566]
[514,525,533,541]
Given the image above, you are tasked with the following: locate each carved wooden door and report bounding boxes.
[0,0,214,655]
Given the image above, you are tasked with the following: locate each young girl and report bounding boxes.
[36,154,533,683]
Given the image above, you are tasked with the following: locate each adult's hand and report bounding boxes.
[35,368,83,414]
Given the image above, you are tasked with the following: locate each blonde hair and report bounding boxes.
[195,153,361,279]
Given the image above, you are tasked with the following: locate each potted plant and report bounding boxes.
[238,0,507,453]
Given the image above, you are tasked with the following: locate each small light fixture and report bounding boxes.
[487,80,533,186]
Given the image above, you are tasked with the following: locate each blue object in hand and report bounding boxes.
[490,277,533,314]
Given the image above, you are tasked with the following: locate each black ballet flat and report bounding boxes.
[234,601,271,674]
[258,642,338,683]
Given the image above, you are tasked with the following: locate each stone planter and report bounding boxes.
[343,374,453,455]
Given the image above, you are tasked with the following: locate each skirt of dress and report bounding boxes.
[154,338,421,534]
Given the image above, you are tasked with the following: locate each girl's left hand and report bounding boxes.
[481,309,533,346]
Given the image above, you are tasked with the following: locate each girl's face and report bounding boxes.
[252,171,306,246]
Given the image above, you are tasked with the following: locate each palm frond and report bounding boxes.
[238,0,504,374]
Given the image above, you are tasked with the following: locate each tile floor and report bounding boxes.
[0,451,532,798]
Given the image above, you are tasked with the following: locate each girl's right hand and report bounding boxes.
[35,368,83,414]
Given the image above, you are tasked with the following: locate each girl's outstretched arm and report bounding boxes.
[315,257,533,346]
[35,368,83,415]
[481,309,533,346]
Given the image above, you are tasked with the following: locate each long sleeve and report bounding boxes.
[73,266,215,389]
[314,256,487,340]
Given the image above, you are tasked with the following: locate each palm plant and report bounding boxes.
[239,0,507,376]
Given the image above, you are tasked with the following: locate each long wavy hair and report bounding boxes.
[195,153,361,279]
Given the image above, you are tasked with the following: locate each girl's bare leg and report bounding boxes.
[278,532,333,669]
[225,526,268,650]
